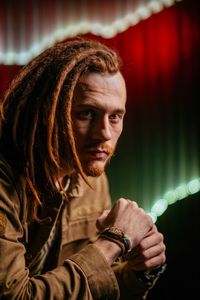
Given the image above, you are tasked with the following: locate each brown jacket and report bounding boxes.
[0,154,153,299]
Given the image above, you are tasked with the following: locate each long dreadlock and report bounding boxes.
[0,38,121,220]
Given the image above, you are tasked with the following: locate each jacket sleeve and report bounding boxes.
[0,162,120,299]
[112,261,159,300]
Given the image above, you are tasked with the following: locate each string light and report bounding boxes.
[0,0,182,65]
[148,177,200,223]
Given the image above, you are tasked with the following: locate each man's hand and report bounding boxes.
[123,224,166,271]
[96,198,153,251]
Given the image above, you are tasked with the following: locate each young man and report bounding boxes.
[0,39,166,299]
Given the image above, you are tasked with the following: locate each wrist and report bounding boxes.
[94,237,122,265]
[135,263,167,283]
[99,227,132,256]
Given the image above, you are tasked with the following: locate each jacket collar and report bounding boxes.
[67,172,94,198]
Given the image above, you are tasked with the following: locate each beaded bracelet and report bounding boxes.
[100,227,132,256]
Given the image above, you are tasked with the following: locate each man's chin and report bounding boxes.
[82,161,106,177]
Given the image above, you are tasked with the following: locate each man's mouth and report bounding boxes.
[85,149,109,160]
[79,143,114,162]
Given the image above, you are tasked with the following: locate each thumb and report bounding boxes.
[96,209,110,231]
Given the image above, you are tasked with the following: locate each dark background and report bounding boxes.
[147,191,200,299]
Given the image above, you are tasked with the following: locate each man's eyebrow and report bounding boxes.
[78,82,93,91]
[75,103,126,114]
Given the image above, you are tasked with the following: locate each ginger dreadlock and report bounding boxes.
[0,38,121,220]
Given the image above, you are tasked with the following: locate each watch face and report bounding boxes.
[138,263,167,283]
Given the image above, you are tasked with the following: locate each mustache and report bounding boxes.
[82,143,115,156]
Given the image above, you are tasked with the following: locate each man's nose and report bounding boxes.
[91,117,112,141]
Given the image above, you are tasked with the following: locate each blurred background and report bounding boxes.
[0,1,199,298]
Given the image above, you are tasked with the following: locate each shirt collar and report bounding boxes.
[67,172,95,198]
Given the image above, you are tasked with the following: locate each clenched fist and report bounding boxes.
[96,198,153,250]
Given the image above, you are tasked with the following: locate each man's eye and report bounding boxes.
[109,114,121,123]
[77,110,95,120]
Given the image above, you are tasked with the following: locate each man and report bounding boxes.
[0,38,166,299]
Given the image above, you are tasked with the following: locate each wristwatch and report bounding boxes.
[135,263,167,283]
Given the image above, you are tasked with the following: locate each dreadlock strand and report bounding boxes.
[46,48,101,170]
[27,106,40,183]
[64,69,87,181]
[1,50,54,116]
[25,169,41,206]
[11,62,49,146]
[52,123,59,169]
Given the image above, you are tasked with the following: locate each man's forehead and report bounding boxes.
[77,72,125,92]
[73,72,126,111]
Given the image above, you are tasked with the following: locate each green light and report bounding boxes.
[147,177,200,221]
[187,179,200,194]
[151,198,168,217]
[147,212,157,223]
[174,184,189,200]
[164,190,176,205]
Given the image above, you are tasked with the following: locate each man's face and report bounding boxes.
[72,71,126,177]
